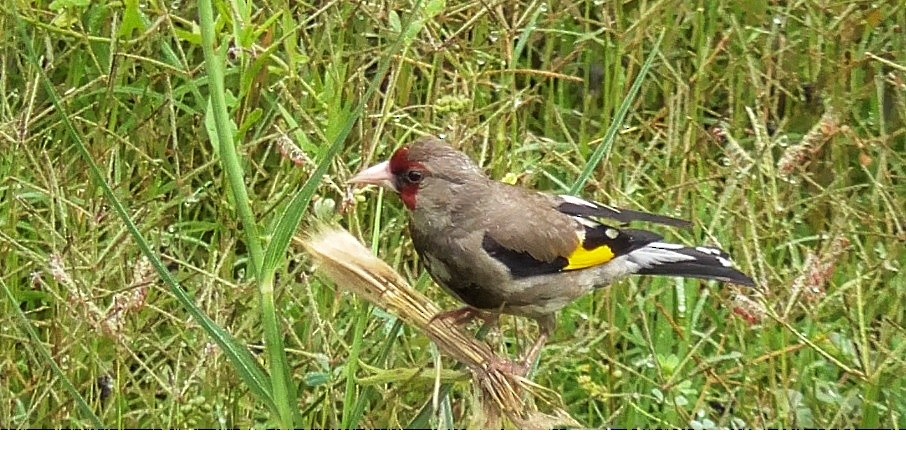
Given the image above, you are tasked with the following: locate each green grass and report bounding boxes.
[1,0,904,429]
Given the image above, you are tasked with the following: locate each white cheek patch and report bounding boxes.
[605,228,620,239]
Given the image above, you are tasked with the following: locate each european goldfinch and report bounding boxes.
[350,137,755,374]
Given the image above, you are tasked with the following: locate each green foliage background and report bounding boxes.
[1,0,903,428]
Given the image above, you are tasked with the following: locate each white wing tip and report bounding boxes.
[559,194,599,208]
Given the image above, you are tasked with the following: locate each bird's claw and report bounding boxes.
[487,357,533,378]
[428,306,495,329]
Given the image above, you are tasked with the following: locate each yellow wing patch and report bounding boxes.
[564,233,616,270]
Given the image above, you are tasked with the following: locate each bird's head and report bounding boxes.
[349,137,486,210]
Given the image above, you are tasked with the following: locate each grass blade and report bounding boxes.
[11,2,278,420]
[570,30,665,194]
[198,0,297,428]
[2,279,104,428]
[260,1,425,428]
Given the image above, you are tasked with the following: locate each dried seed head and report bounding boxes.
[302,226,579,429]
[778,107,841,178]
[791,236,851,306]
[729,290,766,326]
[277,133,311,167]
[102,257,155,339]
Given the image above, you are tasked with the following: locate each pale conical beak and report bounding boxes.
[348,161,396,190]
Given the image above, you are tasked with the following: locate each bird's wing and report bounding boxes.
[554,194,692,228]
[480,186,665,278]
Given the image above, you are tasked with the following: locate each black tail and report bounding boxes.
[630,243,756,287]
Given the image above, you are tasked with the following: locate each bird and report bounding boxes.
[349,137,755,375]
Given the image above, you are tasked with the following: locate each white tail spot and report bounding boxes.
[695,246,721,256]
[628,244,696,268]
[717,256,735,267]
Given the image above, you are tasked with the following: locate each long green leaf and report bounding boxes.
[2,279,104,428]
[197,0,297,428]
[11,3,278,419]
[261,0,426,274]
[259,0,426,430]
[570,30,665,194]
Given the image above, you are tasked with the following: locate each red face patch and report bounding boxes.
[388,146,426,210]
[389,146,411,175]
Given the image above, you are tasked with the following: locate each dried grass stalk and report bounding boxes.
[302,226,578,429]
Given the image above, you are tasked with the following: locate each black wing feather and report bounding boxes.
[557,198,692,228]
[481,233,568,277]
[635,246,756,287]
[582,227,663,253]
[483,226,665,279]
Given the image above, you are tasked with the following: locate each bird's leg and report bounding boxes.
[428,306,498,330]
[485,314,556,378]
[517,314,556,377]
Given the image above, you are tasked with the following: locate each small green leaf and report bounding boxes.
[174,23,202,45]
[402,19,424,46]
[237,108,264,138]
[49,0,90,10]
[304,372,331,387]
[388,10,401,33]
[205,97,239,152]
[120,0,147,38]
[651,388,664,403]
[424,0,446,18]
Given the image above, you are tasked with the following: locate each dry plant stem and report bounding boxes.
[302,226,577,429]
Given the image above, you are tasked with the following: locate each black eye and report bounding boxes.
[405,170,424,183]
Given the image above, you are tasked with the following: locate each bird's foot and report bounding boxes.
[428,306,496,330]
[486,356,531,379]
[491,332,549,378]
